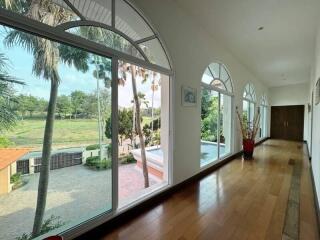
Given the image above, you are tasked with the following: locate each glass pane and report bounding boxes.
[220,65,229,81]
[249,102,255,124]
[208,63,220,78]
[243,100,249,123]
[66,26,144,59]
[220,94,232,158]
[202,68,213,84]
[68,0,112,25]
[117,61,169,207]
[115,0,153,41]
[264,107,268,137]
[0,24,112,239]
[259,106,264,138]
[225,79,233,92]
[139,38,170,69]
[0,0,79,26]
[200,88,219,167]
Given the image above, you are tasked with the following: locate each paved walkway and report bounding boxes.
[0,164,162,240]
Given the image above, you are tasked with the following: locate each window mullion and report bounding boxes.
[111,57,119,212]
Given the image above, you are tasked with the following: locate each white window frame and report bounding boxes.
[0,1,174,239]
[200,63,234,169]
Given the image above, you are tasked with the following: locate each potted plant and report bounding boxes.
[236,108,260,160]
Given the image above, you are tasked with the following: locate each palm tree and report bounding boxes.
[119,63,151,188]
[0,53,23,132]
[3,1,89,237]
[79,26,152,188]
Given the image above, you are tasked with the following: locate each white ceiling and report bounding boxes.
[174,0,320,87]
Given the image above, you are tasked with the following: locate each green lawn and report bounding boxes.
[4,119,103,149]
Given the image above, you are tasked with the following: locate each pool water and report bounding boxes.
[146,142,226,167]
[200,142,225,167]
[148,148,163,157]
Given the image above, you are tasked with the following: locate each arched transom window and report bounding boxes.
[261,94,268,106]
[0,0,171,73]
[202,62,233,93]
[243,83,256,102]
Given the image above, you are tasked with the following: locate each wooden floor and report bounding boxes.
[88,140,319,240]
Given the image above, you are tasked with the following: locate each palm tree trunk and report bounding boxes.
[32,80,58,237]
[130,65,149,188]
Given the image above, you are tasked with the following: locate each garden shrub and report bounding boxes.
[16,215,65,240]
[85,144,100,151]
[0,136,14,148]
[85,156,112,170]
[120,153,136,164]
[10,173,21,184]
[10,173,25,190]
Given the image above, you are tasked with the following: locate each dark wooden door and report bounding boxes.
[271,105,304,141]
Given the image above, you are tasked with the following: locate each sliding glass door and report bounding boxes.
[0,24,114,240]
[117,61,170,207]
[200,63,234,168]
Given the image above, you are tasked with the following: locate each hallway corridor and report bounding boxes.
[83,140,319,240]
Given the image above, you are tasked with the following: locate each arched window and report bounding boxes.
[0,0,172,73]
[201,62,233,167]
[0,1,172,239]
[202,62,233,93]
[260,94,268,138]
[242,83,256,124]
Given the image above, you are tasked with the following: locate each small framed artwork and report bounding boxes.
[316,78,320,105]
[181,86,197,107]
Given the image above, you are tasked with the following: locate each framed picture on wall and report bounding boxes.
[316,78,320,105]
[181,86,197,107]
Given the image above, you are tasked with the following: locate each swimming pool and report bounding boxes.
[200,142,225,167]
[145,141,226,167]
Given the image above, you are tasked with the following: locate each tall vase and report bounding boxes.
[243,139,255,160]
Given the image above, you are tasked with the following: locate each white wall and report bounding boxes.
[131,0,269,184]
[269,83,309,106]
[308,23,320,207]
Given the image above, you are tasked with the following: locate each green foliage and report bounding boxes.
[201,90,219,141]
[85,144,100,151]
[0,53,23,131]
[105,116,112,139]
[10,172,21,184]
[16,215,65,240]
[56,95,72,118]
[71,90,86,117]
[142,117,161,146]
[120,153,136,164]
[0,136,13,147]
[118,108,133,144]
[85,156,112,170]
[107,143,112,158]
[10,172,25,190]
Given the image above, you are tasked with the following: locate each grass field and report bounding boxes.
[4,119,103,150]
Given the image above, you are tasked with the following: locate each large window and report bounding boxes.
[243,83,256,125]
[201,63,233,167]
[0,1,172,239]
[260,94,268,138]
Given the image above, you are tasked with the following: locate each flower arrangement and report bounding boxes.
[236,108,260,140]
[236,107,260,159]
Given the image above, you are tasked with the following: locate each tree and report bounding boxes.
[25,95,38,117]
[119,63,151,188]
[3,1,89,237]
[56,95,72,118]
[70,90,86,118]
[0,52,23,131]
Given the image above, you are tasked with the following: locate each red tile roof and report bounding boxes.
[0,148,31,170]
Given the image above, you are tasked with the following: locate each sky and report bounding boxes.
[0,26,161,108]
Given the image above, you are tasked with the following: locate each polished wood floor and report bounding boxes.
[95,140,319,240]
